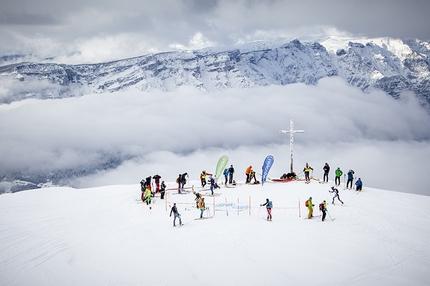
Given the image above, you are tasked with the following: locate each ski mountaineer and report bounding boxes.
[323,163,330,183]
[223,168,229,185]
[200,171,207,188]
[194,191,202,208]
[228,165,235,184]
[153,174,161,192]
[245,165,252,183]
[209,175,215,196]
[330,187,344,205]
[198,197,206,219]
[306,197,314,219]
[181,172,188,189]
[320,200,327,222]
[144,186,152,205]
[170,203,182,227]
[160,181,166,200]
[335,167,343,186]
[355,178,363,191]
[303,163,313,183]
[260,198,273,221]
[346,170,355,189]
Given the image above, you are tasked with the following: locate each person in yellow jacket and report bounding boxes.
[145,187,152,205]
[198,197,206,218]
[200,171,207,187]
[306,197,314,219]
[303,163,313,183]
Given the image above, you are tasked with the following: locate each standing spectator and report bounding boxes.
[346,170,355,189]
[176,174,182,194]
[228,165,235,184]
[245,165,252,183]
[170,203,182,227]
[260,198,273,221]
[223,168,229,185]
[323,163,330,183]
[153,174,161,192]
[181,172,188,189]
[160,181,166,200]
[330,187,344,205]
[335,167,343,186]
[209,175,215,196]
[355,178,363,191]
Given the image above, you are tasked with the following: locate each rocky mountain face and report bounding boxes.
[1,37,429,108]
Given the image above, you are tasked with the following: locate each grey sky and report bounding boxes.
[1,0,429,64]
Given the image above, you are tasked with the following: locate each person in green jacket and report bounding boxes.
[335,167,343,186]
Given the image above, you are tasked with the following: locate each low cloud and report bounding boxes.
[1,77,429,195]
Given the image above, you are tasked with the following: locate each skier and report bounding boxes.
[323,163,330,183]
[250,170,258,184]
[334,167,343,186]
[320,200,327,221]
[170,203,182,227]
[245,165,252,183]
[303,163,313,183]
[223,168,229,185]
[260,198,273,221]
[198,197,206,218]
[153,174,161,192]
[228,165,235,184]
[209,175,215,196]
[200,171,207,188]
[355,178,363,191]
[194,191,202,208]
[330,186,344,205]
[160,181,166,200]
[306,197,314,219]
[144,186,152,205]
[346,170,355,189]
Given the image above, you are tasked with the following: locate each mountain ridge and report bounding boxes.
[1,36,429,109]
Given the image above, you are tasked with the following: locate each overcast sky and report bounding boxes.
[1,0,430,64]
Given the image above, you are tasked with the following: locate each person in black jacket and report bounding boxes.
[160,181,166,200]
[228,165,235,184]
[170,203,182,226]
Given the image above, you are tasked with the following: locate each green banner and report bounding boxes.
[215,155,229,181]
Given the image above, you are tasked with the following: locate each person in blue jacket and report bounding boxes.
[355,178,363,191]
[223,168,229,185]
[209,175,215,196]
[261,198,273,221]
[346,169,355,189]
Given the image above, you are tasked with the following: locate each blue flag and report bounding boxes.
[261,155,274,186]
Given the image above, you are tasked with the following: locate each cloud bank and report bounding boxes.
[1,77,430,195]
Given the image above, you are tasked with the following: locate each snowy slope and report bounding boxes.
[1,179,429,286]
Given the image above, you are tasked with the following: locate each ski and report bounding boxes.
[194,216,213,220]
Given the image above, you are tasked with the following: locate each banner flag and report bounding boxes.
[215,155,229,181]
[261,155,274,186]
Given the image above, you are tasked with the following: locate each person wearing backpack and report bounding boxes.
[319,200,327,221]
[260,198,273,221]
[355,178,363,191]
[170,203,182,227]
[198,197,206,219]
[346,170,355,189]
[306,197,314,219]
[330,187,344,205]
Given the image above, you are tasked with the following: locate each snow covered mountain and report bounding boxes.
[1,36,429,108]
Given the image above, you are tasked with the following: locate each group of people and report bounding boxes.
[140,175,167,204]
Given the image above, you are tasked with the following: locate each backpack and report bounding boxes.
[319,203,324,211]
[267,201,273,208]
[305,200,309,207]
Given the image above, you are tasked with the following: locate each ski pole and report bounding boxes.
[327,210,334,222]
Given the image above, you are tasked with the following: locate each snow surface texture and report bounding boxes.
[1,179,430,286]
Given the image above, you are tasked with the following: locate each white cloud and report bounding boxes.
[1,77,430,195]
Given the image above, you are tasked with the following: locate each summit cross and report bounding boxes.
[279,119,304,173]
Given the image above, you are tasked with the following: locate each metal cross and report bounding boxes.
[279,119,304,173]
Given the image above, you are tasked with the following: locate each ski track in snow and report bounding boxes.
[1,181,430,285]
